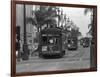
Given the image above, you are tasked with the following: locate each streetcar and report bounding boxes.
[67,36,78,50]
[80,38,83,46]
[82,37,90,47]
[38,27,65,58]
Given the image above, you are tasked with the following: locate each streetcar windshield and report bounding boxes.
[68,37,77,44]
[48,37,58,45]
[68,39,76,43]
[83,38,90,43]
[84,38,89,42]
[41,34,60,45]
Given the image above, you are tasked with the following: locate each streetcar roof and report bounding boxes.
[41,28,62,34]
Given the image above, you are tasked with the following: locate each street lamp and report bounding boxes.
[64,14,67,27]
[22,4,29,60]
[60,9,64,28]
[67,17,70,23]
[56,7,60,27]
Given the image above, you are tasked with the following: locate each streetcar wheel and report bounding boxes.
[59,52,64,58]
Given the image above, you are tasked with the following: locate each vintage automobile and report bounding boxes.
[82,37,90,47]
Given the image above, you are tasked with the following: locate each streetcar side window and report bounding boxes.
[42,36,47,44]
[68,39,71,43]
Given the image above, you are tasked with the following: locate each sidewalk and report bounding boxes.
[16,56,39,64]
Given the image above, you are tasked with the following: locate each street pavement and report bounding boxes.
[16,45,90,73]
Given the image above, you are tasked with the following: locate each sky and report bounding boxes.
[59,6,92,36]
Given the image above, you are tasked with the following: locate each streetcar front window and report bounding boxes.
[68,38,77,44]
[41,34,60,45]
[48,37,57,45]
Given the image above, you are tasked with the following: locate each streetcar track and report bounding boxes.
[17,47,90,65]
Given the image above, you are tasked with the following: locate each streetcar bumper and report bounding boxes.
[41,51,61,56]
[67,45,77,50]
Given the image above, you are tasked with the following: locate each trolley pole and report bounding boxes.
[22,4,29,60]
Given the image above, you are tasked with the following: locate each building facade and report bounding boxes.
[16,4,37,54]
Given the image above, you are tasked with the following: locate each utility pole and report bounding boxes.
[22,4,29,60]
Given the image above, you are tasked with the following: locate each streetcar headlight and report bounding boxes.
[83,43,85,45]
[42,46,47,51]
[68,44,71,47]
